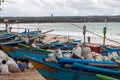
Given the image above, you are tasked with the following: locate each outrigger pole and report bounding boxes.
[3,18,8,33]
[103,19,107,46]
[83,25,86,45]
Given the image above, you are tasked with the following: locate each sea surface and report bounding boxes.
[0,22,120,46]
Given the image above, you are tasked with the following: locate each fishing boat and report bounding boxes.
[18,43,52,53]
[102,47,120,56]
[0,44,52,59]
[26,56,120,80]
[0,29,54,47]
[1,44,120,80]
[0,30,41,47]
[40,40,81,50]
[0,33,16,42]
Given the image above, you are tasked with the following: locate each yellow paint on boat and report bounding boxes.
[116,60,120,68]
[0,45,15,52]
[29,59,57,73]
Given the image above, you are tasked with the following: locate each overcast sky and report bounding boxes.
[0,0,120,17]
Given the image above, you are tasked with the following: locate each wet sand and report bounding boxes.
[0,69,46,80]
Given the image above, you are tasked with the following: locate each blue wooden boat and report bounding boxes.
[25,56,120,80]
[0,43,117,62]
[18,43,52,53]
[0,33,16,42]
[0,44,50,59]
[0,40,26,47]
[102,47,120,56]
[0,31,41,47]
[1,44,119,80]
[40,40,81,50]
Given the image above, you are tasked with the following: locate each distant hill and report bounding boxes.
[0,16,120,23]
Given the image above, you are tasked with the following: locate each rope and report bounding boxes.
[71,23,120,45]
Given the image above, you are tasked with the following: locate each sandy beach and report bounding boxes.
[0,69,45,80]
[44,34,120,48]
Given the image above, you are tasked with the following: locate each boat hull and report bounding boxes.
[0,45,49,59]
[26,56,120,80]
[0,40,26,47]
[0,33,16,42]
[28,57,99,80]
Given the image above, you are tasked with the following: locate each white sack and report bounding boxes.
[0,50,8,60]
[7,57,20,72]
[82,47,93,60]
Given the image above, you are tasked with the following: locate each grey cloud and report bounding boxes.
[1,0,120,16]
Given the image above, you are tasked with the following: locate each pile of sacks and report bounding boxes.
[0,50,20,74]
[44,46,120,62]
[80,47,120,61]
[43,49,63,63]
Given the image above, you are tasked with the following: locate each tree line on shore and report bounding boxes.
[0,16,120,23]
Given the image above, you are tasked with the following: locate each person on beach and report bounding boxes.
[72,43,83,59]
[8,27,12,33]
[17,61,25,72]
[87,36,90,43]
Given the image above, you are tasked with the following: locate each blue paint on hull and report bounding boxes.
[7,48,48,59]
[37,69,99,80]
[26,56,120,80]
[26,56,99,80]
[59,58,116,64]
[73,63,120,75]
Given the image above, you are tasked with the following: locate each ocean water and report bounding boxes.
[8,22,120,39]
[0,22,120,46]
